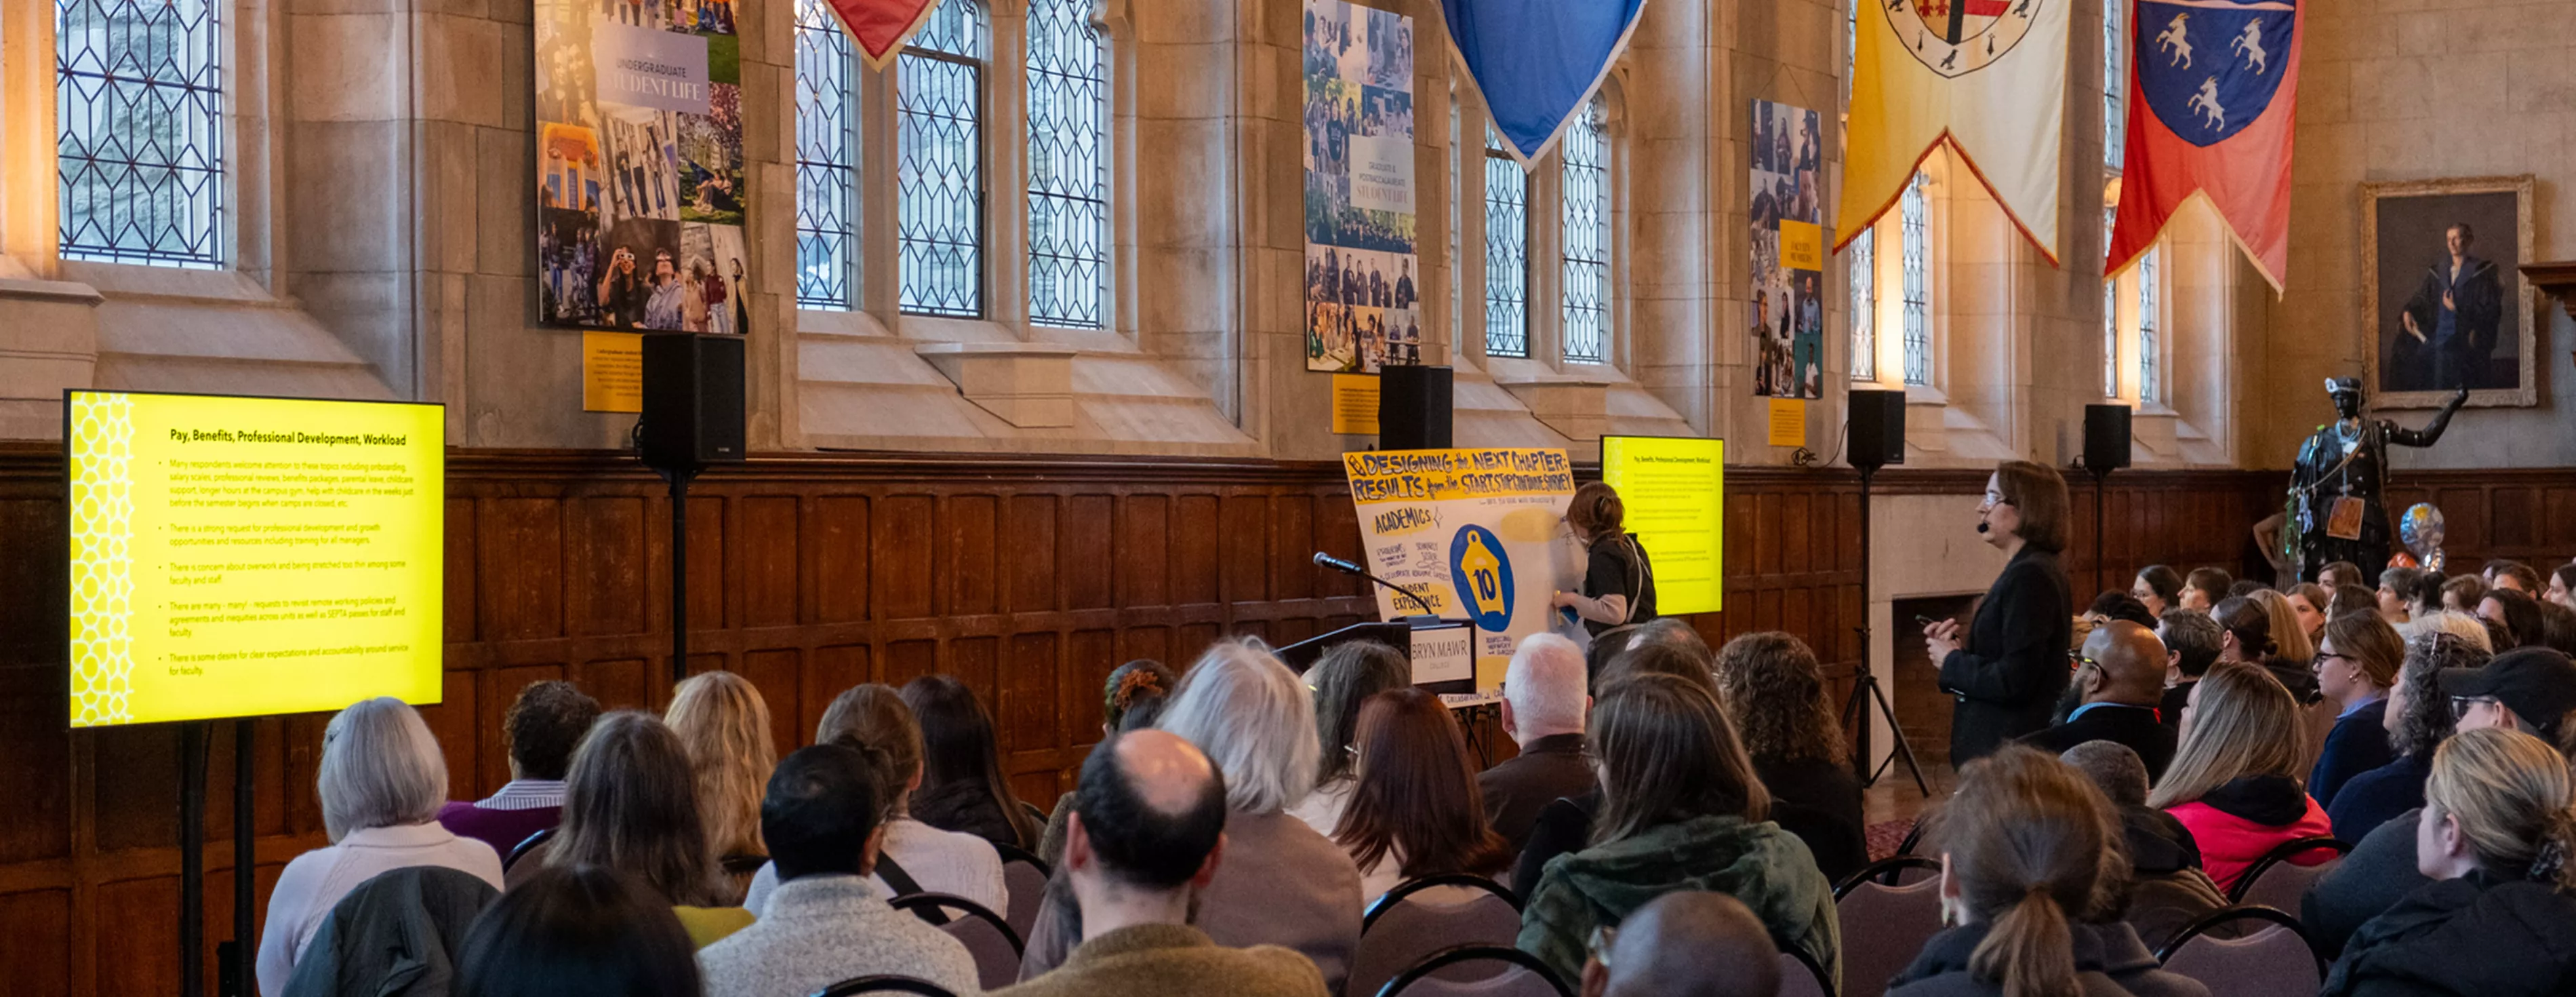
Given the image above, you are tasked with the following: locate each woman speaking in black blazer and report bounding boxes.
[1922,459,2075,764]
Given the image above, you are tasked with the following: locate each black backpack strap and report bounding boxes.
[875,854,948,925]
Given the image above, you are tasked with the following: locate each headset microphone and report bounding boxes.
[1976,520,1991,534]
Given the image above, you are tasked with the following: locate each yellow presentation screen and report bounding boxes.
[1601,435,1724,614]
[66,391,444,728]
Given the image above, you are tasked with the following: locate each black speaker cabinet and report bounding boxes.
[641,333,746,470]
[1378,365,1453,450]
[1847,389,1906,471]
[2085,404,2133,471]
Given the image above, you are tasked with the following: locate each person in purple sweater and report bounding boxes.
[439,680,601,861]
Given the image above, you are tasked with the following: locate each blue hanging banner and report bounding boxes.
[1442,0,1649,165]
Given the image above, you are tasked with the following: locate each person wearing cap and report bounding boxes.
[2300,646,2576,954]
[2285,378,2466,581]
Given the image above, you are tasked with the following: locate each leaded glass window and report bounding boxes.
[2104,0,2125,170]
[898,0,985,317]
[1900,171,1930,387]
[57,0,224,267]
[2104,204,2120,397]
[1849,228,1875,382]
[1561,99,1607,364]
[1483,129,1528,359]
[1026,0,1106,329]
[2138,246,2159,403]
[795,0,858,309]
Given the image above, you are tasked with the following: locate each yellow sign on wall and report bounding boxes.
[1331,374,1381,435]
[66,391,445,727]
[584,332,644,413]
[1602,436,1725,614]
[1767,397,1806,447]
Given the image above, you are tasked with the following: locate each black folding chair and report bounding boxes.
[807,975,957,997]
[889,892,1024,992]
[504,827,555,872]
[1374,944,1574,997]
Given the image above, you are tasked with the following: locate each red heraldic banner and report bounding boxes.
[828,0,938,69]
[2110,0,2303,291]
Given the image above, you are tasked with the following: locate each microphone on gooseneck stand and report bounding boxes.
[1312,551,1436,616]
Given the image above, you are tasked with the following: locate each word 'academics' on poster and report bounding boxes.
[1601,436,1723,615]
[1304,0,1421,374]
[1752,99,1826,401]
[1344,448,1574,684]
[66,391,445,728]
[537,0,750,410]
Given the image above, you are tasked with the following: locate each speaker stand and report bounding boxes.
[1849,464,1931,797]
[2087,463,2112,595]
[657,465,702,684]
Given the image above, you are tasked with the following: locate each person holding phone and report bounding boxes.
[1923,461,2075,765]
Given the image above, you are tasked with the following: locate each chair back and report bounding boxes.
[1832,857,1942,997]
[279,866,499,997]
[889,893,1023,992]
[504,827,554,872]
[1350,876,1523,997]
[807,975,958,997]
[2154,906,2326,997]
[1375,944,1573,997]
[992,842,1051,943]
[2226,836,2350,908]
[1777,947,1834,997]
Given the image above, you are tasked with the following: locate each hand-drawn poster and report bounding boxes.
[1304,0,1420,374]
[1344,448,1575,681]
[1751,99,1824,399]
[536,0,750,334]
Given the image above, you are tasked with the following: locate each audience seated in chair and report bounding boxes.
[2482,589,2545,652]
[454,865,700,997]
[2309,612,2402,810]
[1515,671,1838,990]
[2322,726,2576,996]
[1038,660,1178,865]
[2538,600,2576,657]
[2150,661,2334,895]
[440,680,599,861]
[1022,639,1363,991]
[744,684,1007,918]
[1334,688,1510,905]
[1715,631,1870,884]
[2059,741,2223,952]
[1478,634,1596,859]
[2302,646,2576,952]
[1884,746,2206,997]
[992,730,1327,997]
[905,675,1045,854]
[2183,568,2230,614]
[700,742,980,997]
[2019,621,2179,780]
[258,697,505,997]
[2325,629,2478,844]
[1575,891,1778,997]
[2133,565,2184,621]
[1510,636,1720,890]
[2090,591,2159,629]
[525,711,750,947]
[2155,608,2223,732]
[1289,640,1410,838]
[666,671,779,905]
[279,855,500,997]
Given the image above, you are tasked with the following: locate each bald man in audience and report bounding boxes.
[2016,621,2179,779]
[996,729,1325,997]
[1479,633,1597,854]
[1578,891,1781,997]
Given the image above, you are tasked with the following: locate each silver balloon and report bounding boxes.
[2399,503,2446,558]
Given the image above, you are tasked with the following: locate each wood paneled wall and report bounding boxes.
[1,444,2562,996]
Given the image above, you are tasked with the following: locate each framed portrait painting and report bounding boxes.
[2359,175,2537,408]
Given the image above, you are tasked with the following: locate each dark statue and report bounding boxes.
[2288,378,2467,579]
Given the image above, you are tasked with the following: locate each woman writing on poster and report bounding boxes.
[1923,460,2076,764]
[1555,482,1657,684]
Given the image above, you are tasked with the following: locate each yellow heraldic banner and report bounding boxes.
[66,391,445,728]
[1840,0,2070,264]
[1343,449,1575,685]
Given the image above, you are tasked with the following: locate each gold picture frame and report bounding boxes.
[2358,174,2538,408]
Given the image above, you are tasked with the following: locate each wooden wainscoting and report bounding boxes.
[0,443,2556,997]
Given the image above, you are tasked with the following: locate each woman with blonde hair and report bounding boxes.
[1714,631,1867,883]
[2249,588,2321,703]
[2149,661,2333,893]
[544,711,746,945]
[737,683,1007,916]
[2310,612,2404,808]
[1886,746,2203,997]
[2322,727,2576,996]
[257,698,503,996]
[1518,671,1838,988]
[664,670,776,900]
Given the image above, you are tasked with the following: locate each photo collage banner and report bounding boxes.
[1750,99,1824,399]
[1303,0,1420,374]
[536,0,750,334]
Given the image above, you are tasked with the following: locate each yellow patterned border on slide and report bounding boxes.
[69,393,136,726]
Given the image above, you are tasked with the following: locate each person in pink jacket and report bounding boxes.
[2149,661,2335,893]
